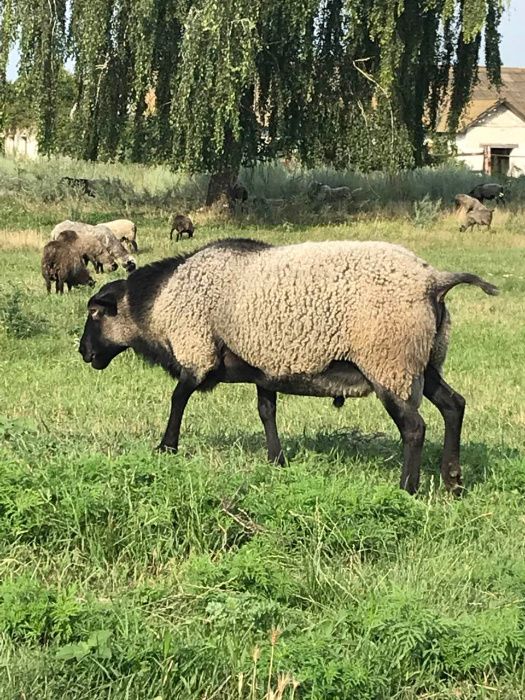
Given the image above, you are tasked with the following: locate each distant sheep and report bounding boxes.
[308,181,351,204]
[455,194,493,232]
[102,219,138,253]
[56,229,118,273]
[79,238,498,496]
[60,177,96,198]
[41,240,95,294]
[228,182,249,212]
[169,214,194,242]
[51,220,136,272]
[469,183,505,205]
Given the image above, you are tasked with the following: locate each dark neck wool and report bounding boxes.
[132,336,182,379]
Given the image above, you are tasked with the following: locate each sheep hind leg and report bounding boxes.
[374,384,426,495]
[423,365,465,495]
[256,386,285,466]
[157,371,199,453]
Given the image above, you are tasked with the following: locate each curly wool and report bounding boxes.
[51,220,135,269]
[146,241,450,401]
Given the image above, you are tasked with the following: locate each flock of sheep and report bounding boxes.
[37,177,503,495]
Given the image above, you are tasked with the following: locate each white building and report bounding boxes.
[3,129,39,159]
[438,67,525,177]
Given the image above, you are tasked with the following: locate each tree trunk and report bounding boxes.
[205,167,238,206]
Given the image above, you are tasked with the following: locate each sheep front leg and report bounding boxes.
[157,371,198,453]
[374,386,426,494]
[423,366,465,495]
[256,386,285,466]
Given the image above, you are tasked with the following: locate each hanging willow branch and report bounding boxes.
[1,0,505,176]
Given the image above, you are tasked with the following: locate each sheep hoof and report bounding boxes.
[156,443,178,454]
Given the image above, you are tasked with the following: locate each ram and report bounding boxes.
[79,238,498,495]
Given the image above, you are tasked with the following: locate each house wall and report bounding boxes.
[3,131,39,159]
[455,105,525,176]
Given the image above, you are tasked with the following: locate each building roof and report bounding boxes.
[436,67,525,132]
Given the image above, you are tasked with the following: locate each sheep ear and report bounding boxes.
[88,291,118,318]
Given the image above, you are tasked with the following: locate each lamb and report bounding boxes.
[55,229,118,273]
[227,182,249,212]
[455,194,493,232]
[308,181,351,204]
[169,214,194,242]
[51,220,136,272]
[41,240,95,294]
[102,219,138,253]
[79,238,499,496]
[469,183,505,205]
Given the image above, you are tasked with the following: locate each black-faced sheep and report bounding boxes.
[79,238,499,496]
[102,219,138,253]
[169,214,194,242]
[42,241,95,294]
[51,220,136,272]
[469,183,505,205]
[56,230,118,273]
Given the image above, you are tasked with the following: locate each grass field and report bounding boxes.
[1,185,525,698]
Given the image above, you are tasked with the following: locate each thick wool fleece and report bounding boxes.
[102,219,137,242]
[145,241,450,401]
[51,220,134,267]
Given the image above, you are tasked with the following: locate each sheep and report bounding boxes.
[469,183,505,205]
[308,181,351,204]
[55,229,118,273]
[227,182,249,212]
[102,219,138,253]
[79,238,499,496]
[51,220,136,272]
[60,176,96,198]
[454,194,493,232]
[169,214,194,242]
[41,240,95,294]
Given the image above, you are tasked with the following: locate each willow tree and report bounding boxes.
[0,0,505,199]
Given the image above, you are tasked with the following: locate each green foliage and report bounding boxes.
[0,0,504,178]
[0,288,48,338]
[413,194,443,227]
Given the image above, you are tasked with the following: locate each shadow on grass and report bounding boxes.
[203,426,522,491]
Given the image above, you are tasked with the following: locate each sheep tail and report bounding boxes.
[434,272,499,302]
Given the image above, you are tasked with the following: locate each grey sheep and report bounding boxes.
[455,194,493,232]
[79,238,498,496]
[308,181,351,203]
[169,214,194,242]
[56,229,118,273]
[42,240,95,294]
[51,220,136,272]
[102,219,138,253]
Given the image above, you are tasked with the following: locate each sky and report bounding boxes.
[5,1,525,81]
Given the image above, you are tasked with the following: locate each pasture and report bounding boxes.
[1,172,525,698]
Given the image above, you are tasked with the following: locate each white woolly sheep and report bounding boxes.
[79,238,498,496]
[102,219,138,253]
[51,220,136,272]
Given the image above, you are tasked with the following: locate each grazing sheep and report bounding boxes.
[60,176,96,198]
[79,238,498,496]
[227,182,249,212]
[56,229,118,273]
[455,195,493,232]
[169,214,194,242]
[102,219,138,253]
[51,220,136,272]
[469,183,505,205]
[308,181,351,204]
[41,241,95,294]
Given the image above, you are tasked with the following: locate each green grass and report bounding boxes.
[0,189,525,699]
